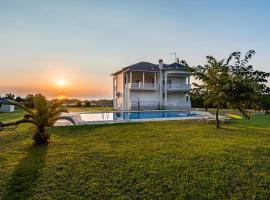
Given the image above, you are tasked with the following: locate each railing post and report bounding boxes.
[142,72,145,89]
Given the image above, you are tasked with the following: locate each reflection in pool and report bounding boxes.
[80,111,198,122]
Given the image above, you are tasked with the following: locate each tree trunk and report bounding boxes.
[32,127,50,145]
[216,106,220,128]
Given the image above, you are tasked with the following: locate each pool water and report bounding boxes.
[80,111,198,122]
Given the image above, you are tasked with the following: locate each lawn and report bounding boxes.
[67,106,113,112]
[0,110,269,199]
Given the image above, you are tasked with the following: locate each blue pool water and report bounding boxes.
[80,111,198,122]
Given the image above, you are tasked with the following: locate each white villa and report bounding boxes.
[112,59,191,110]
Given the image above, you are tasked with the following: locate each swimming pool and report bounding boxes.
[79,111,200,122]
[55,110,213,126]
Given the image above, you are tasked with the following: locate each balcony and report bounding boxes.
[166,84,191,92]
[127,83,160,90]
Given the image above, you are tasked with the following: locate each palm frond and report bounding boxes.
[5,99,33,115]
[53,116,76,125]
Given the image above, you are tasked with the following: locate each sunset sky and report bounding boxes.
[1,0,270,99]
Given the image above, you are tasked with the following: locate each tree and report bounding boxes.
[256,94,270,115]
[190,89,210,109]
[76,100,82,107]
[5,93,15,100]
[25,94,34,108]
[85,100,90,107]
[15,96,24,102]
[1,94,75,145]
[192,50,270,128]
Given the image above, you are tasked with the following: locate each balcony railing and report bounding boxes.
[166,84,191,91]
[127,83,159,90]
[126,83,190,91]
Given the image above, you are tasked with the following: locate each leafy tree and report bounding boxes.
[1,94,75,145]
[15,96,24,102]
[25,94,34,108]
[256,94,270,115]
[76,100,82,107]
[190,89,211,109]
[5,93,15,100]
[192,50,270,128]
[85,100,90,107]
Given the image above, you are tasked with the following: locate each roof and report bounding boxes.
[112,61,188,75]
[0,98,10,104]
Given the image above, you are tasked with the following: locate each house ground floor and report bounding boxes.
[114,90,191,110]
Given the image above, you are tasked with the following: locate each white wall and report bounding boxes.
[114,72,124,110]
[0,105,15,112]
[130,90,160,109]
[166,93,191,109]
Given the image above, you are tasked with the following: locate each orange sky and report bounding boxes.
[1,1,269,99]
[0,63,112,98]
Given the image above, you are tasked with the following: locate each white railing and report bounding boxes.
[166,84,191,91]
[127,83,159,90]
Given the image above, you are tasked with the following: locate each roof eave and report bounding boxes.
[111,68,130,76]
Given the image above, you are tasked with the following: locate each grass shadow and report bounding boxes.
[51,122,135,136]
[3,144,48,200]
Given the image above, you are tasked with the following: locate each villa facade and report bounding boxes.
[112,59,191,111]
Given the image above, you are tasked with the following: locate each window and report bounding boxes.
[167,80,172,88]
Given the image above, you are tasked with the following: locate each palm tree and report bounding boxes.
[1,94,75,145]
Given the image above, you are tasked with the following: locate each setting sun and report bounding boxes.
[57,79,66,87]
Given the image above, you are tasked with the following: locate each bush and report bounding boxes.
[76,100,82,107]
[85,100,90,107]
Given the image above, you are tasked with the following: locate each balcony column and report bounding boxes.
[187,76,190,85]
[159,71,163,109]
[125,73,129,110]
[113,76,116,109]
[154,73,157,88]
[130,71,132,83]
[165,72,168,107]
[128,72,132,110]
[142,72,145,88]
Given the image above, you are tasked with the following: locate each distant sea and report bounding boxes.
[47,95,112,101]
[0,92,112,101]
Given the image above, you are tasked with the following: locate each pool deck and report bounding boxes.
[55,110,229,126]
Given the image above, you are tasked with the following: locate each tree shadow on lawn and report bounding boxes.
[3,144,48,200]
[50,122,132,136]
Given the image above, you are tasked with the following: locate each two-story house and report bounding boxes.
[112,59,191,110]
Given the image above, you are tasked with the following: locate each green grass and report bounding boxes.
[0,111,269,199]
[0,108,25,123]
[67,106,113,112]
